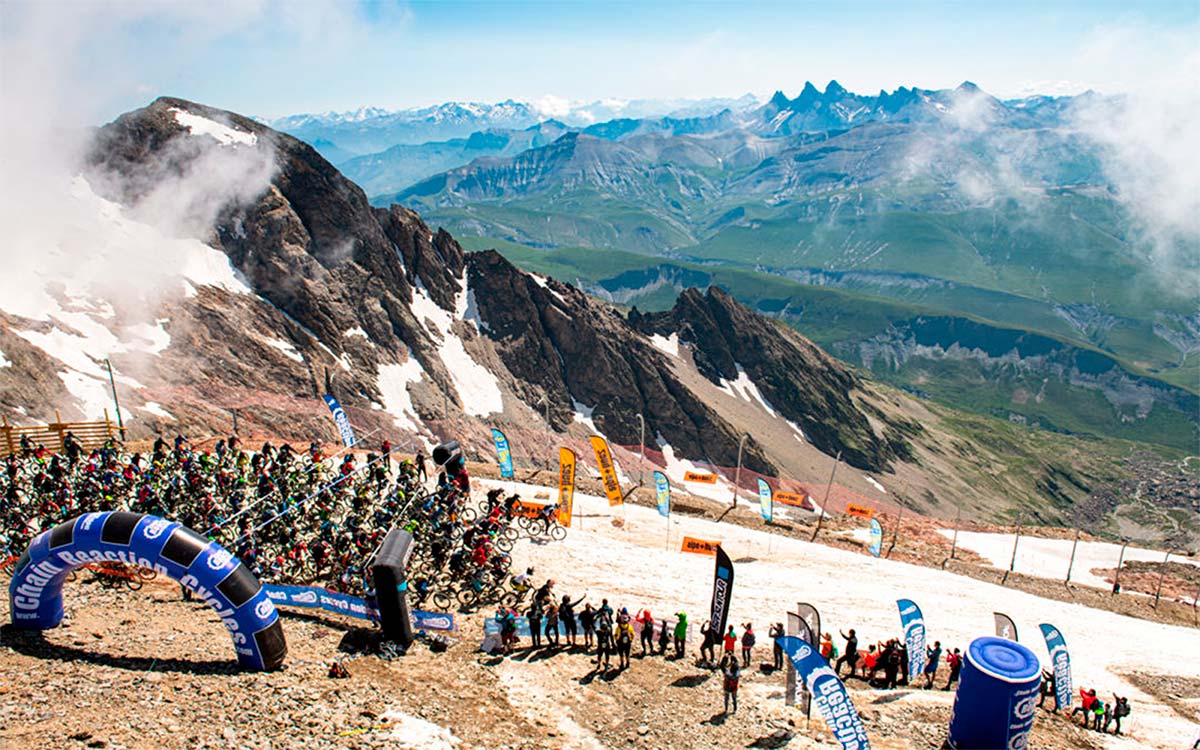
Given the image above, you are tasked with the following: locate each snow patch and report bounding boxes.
[0,350,10,368]
[140,402,175,420]
[657,441,738,504]
[571,399,601,435]
[463,287,490,333]
[264,337,304,363]
[864,475,887,494]
[171,108,258,146]
[344,327,369,339]
[379,710,460,750]
[377,358,425,434]
[717,364,779,417]
[410,280,503,416]
[530,273,570,305]
[648,332,679,358]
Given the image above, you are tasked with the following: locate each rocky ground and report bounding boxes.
[0,576,1154,750]
[2,460,1194,750]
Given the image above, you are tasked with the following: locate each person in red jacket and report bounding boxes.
[723,625,738,659]
[636,610,655,656]
[1071,688,1098,725]
[942,648,962,690]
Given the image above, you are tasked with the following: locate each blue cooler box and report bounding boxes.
[947,636,1041,749]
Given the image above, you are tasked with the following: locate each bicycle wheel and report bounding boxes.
[456,586,478,609]
[137,567,158,581]
[459,507,477,523]
[549,525,567,542]
[432,590,454,612]
[496,536,514,553]
[125,576,144,591]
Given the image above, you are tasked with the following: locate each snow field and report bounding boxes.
[939,530,1199,592]
[476,477,1200,750]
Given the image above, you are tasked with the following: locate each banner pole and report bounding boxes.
[809,451,841,542]
[886,503,903,559]
[731,433,747,509]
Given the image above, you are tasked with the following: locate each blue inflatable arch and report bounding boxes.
[9,512,286,671]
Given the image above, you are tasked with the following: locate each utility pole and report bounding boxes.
[1153,550,1171,609]
[1112,540,1129,596]
[636,413,646,487]
[1002,516,1022,585]
[1065,529,1080,585]
[886,504,904,559]
[809,452,841,542]
[731,433,747,508]
[944,506,962,569]
[539,393,551,470]
[104,358,126,442]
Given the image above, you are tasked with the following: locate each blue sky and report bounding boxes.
[4,0,1198,120]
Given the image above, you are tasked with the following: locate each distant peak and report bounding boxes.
[768,90,791,108]
[825,80,846,97]
[795,81,822,107]
[956,81,981,93]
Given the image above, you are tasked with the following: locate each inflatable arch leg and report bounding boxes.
[372,528,415,647]
[9,512,287,671]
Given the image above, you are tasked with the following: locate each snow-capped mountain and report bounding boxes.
[268,95,761,159]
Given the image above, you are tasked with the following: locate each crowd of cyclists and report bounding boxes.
[0,431,567,608]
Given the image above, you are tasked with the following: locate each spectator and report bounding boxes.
[768,622,784,670]
[721,656,740,714]
[942,648,962,691]
[835,629,859,678]
[741,623,756,668]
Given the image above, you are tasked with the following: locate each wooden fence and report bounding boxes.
[1,411,118,457]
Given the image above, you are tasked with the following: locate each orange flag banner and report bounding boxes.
[589,436,623,506]
[557,448,576,527]
[681,536,722,555]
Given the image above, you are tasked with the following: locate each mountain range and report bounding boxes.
[2,96,1193,547]
[290,82,1196,454]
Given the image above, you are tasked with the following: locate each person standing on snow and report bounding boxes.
[658,618,671,656]
[1103,695,1130,735]
[741,624,756,668]
[699,620,717,665]
[723,625,738,660]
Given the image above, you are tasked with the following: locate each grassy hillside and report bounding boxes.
[458,236,1199,452]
